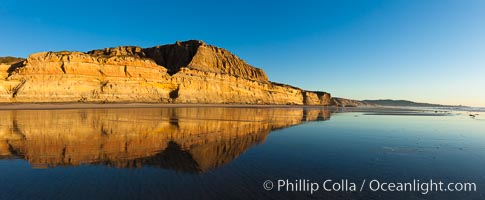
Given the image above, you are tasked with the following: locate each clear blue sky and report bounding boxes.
[1,0,484,106]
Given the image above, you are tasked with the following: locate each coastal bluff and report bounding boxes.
[0,40,331,105]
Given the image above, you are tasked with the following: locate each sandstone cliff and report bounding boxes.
[1,40,332,105]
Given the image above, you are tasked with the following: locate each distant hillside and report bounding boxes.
[332,98,376,107]
[0,56,24,65]
[363,99,463,107]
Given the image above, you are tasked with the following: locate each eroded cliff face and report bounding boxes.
[0,40,331,105]
[3,51,171,102]
[0,107,332,172]
[303,91,332,105]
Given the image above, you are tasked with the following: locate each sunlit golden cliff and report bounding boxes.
[0,40,332,105]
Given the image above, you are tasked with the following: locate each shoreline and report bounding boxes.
[0,102,343,110]
[0,103,480,113]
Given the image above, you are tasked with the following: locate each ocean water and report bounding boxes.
[0,107,484,200]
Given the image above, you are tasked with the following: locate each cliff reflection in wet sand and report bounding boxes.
[0,107,331,173]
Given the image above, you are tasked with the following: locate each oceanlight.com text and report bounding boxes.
[263,179,477,195]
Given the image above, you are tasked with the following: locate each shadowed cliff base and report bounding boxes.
[0,107,332,173]
[0,40,335,106]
